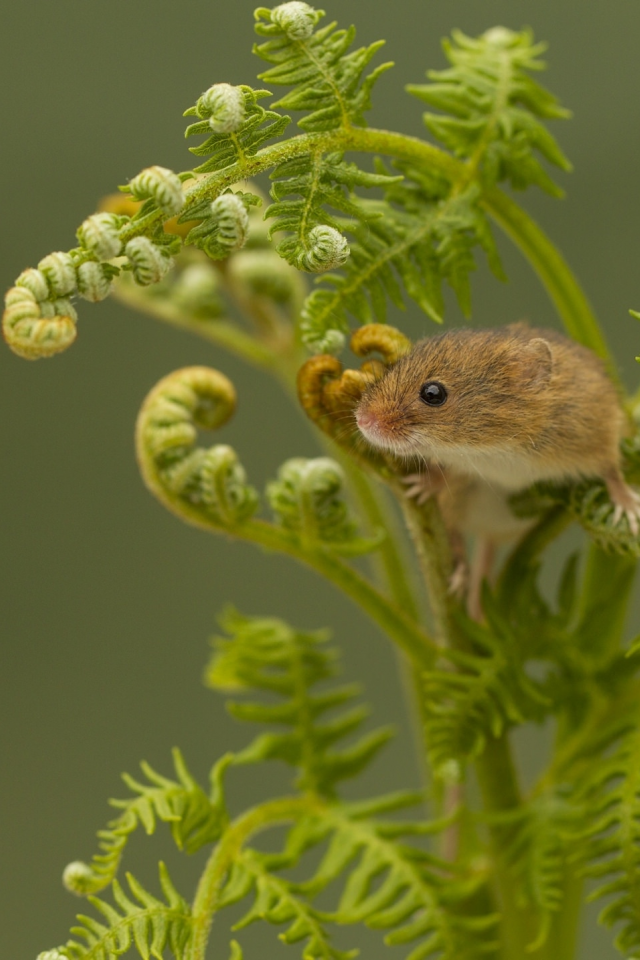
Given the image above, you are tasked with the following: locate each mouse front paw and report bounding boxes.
[402,467,446,505]
[605,470,640,536]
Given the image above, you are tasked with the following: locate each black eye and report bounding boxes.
[419,381,447,406]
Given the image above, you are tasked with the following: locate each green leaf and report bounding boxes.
[408,26,571,195]
[254,6,392,131]
[64,864,192,960]
[205,608,390,796]
[63,751,226,895]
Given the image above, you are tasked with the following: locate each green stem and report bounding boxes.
[188,794,316,960]
[475,739,539,960]
[482,187,614,372]
[113,280,285,375]
[138,454,437,665]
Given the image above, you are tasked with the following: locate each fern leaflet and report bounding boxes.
[408,27,571,194]
[254,5,393,131]
[63,749,227,895]
[63,863,191,960]
[205,608,393,797]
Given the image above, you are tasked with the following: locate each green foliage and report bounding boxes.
[205,608,392,796]
[579,721,640,958]
[286,799,497,960]
[184,85,290,175]
[62,749,228,896]
[266,456,383,554]
[62,864,191,960]
[298,163,504,352]
[254,5,393,131]
[423,599,549,778]
[501,789,583,951]
[408,27,571,194]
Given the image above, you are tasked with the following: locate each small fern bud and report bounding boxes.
[128,165,185,217]
[37,951,67,960]
[298,225,350,273]
[3,286,76,359]
[125,237,172,286]
[76,261,113,302]
[172,263,224,316]
[271,2,318,40]
[267,456,357,545]
[210,194,250,252]
[15,268,49,301]
[228,250,299,303]
[77,212,123,260]
[482,26,518,47]
[62,860,95,895]
[200,83,246,133]
[37,251,76,297]
[40,298,78,323]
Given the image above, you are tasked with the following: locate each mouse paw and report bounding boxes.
[448,560,468,599]
[605,470,640,537]
[402,470,445,505]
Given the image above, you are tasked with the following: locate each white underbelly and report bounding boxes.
[429,443,552,491]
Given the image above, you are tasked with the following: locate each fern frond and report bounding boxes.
[580,719,640,958]
[205,609,392,796]
[184,85,290,175]
[424,606,549,777]
[299,172,502,354]
[266,456,383,554]
[64,863,192,960]
[408,27,571,195]
[295,802,496,960]
[266,150,398,273]
[254,4,393,131]
[502,789,583,951]
[220,849,357,960]
[63,749,226,895]
[510,475,640,558]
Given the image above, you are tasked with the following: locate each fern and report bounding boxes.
[298,169,503,353]
[205,608,393,796]
[289,799,497,960]
[254,5,393,131]
[501,789,583,951]
[579,720,640,958]
[423,603,549,777]
[184,85,290,175]
[63,749,228,895]
[408,27,571,194]
[64,863,192,960]
[219,849,356,960]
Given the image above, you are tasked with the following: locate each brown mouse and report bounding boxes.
[354,324,640,539]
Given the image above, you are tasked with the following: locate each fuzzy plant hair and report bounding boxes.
[6,4,640,960]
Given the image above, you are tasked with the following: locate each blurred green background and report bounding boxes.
[2,1,640,957]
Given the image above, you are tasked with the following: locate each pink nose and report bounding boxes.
[356,409,377,431]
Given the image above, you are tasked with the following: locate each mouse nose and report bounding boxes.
[355,409,377,431]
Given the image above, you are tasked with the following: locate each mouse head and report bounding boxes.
[355,327,554,457]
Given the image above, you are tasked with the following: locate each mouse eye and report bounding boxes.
[419,381,447,406]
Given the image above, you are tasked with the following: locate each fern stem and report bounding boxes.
[482,187,614,371]
[113,280,283,374]
[188,794,316,960]
[475,738,540,960]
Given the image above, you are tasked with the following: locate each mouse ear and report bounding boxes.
[518,337,553,383]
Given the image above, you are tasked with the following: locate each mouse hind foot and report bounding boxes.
[605,469,640,537]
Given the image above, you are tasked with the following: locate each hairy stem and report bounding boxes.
[188,794,316,960]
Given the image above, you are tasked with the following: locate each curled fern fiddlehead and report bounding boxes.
[127,165,185,218]
[3,285,77,360]
[136,366,259,530]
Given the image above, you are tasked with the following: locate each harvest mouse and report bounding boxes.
[354,324,640,540]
